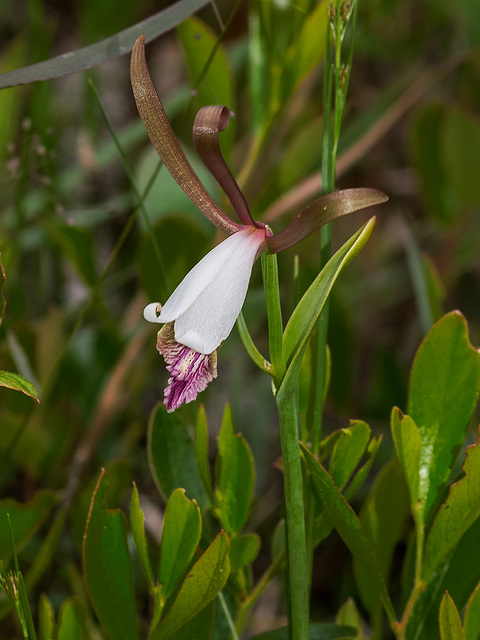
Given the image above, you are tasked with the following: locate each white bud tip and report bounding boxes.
[143,302,163,323]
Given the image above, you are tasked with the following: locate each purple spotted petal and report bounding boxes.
[157,323,217,412]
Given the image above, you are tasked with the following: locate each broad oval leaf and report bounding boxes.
[408,311,480,523]
[151,531,230,639]
[148,403,208,508]
[330,421,370,489]
[159,488,201,598]
[229,533,261,573]
[83,470,138,640]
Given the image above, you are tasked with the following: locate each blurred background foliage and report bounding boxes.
[0,0,479,636]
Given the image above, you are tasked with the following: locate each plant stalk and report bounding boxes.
[276,386,309,640]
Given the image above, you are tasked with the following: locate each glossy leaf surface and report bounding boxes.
[408,311,480,522]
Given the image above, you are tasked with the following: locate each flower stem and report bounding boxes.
[276,385,309,640]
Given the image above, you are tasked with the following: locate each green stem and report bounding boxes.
[218,591,240,640]
[262,250,285,381]
[276,385,309,640]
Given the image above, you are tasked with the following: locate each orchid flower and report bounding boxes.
[131,34,387,412]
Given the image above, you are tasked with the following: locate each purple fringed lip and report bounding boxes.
[157,323,217,412]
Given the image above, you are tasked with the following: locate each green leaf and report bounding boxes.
[249,622,358,639]
[439,592,465,640]
[177,16,233,129]
[151,531,230,639]
[216,405,255,534]
[391,408,423,516]
[0,0,212,88]
[0,491,57,560]
[83,470,138,640]
[423,438,480,579]
[0,371,39,402]
[57,598,86,640]
[408,311,480,523]
[229,533,261,573]
[38,594,54,640]
[194,406,215,505]
[330,421,370,489]
[280,219,376,395]
[354,463,409,614]
[464,581,480,640]
[159,488,201,599]
[148,403,208,508]
[301,444,396,625]
[130,483,155,592]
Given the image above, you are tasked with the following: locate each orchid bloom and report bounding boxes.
[131,34,387,412]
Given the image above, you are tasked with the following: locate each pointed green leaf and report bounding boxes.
[408,312,480,523]
[159,488,201,598]
[83,470,138,640]
[229,534,261,573]
[424,438,480,579]
[57,598,86,640]
[0,491,57,560]
[464,581,480,640]
[439,592,465,640]
[148,403,208,508]
[330,421,370,489]
[391,408,423,516]
[280,219,376,395]
[0,0,211,88]
[38,594,54,640]
[301,444,396,625]
[130,484,155,592]
[195,406,215,505]
[0,371,39,402]
[216,405,255,533]
[152,531,230,639]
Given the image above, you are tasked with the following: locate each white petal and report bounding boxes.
[173,227,265,354]
[143,302,163,323]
